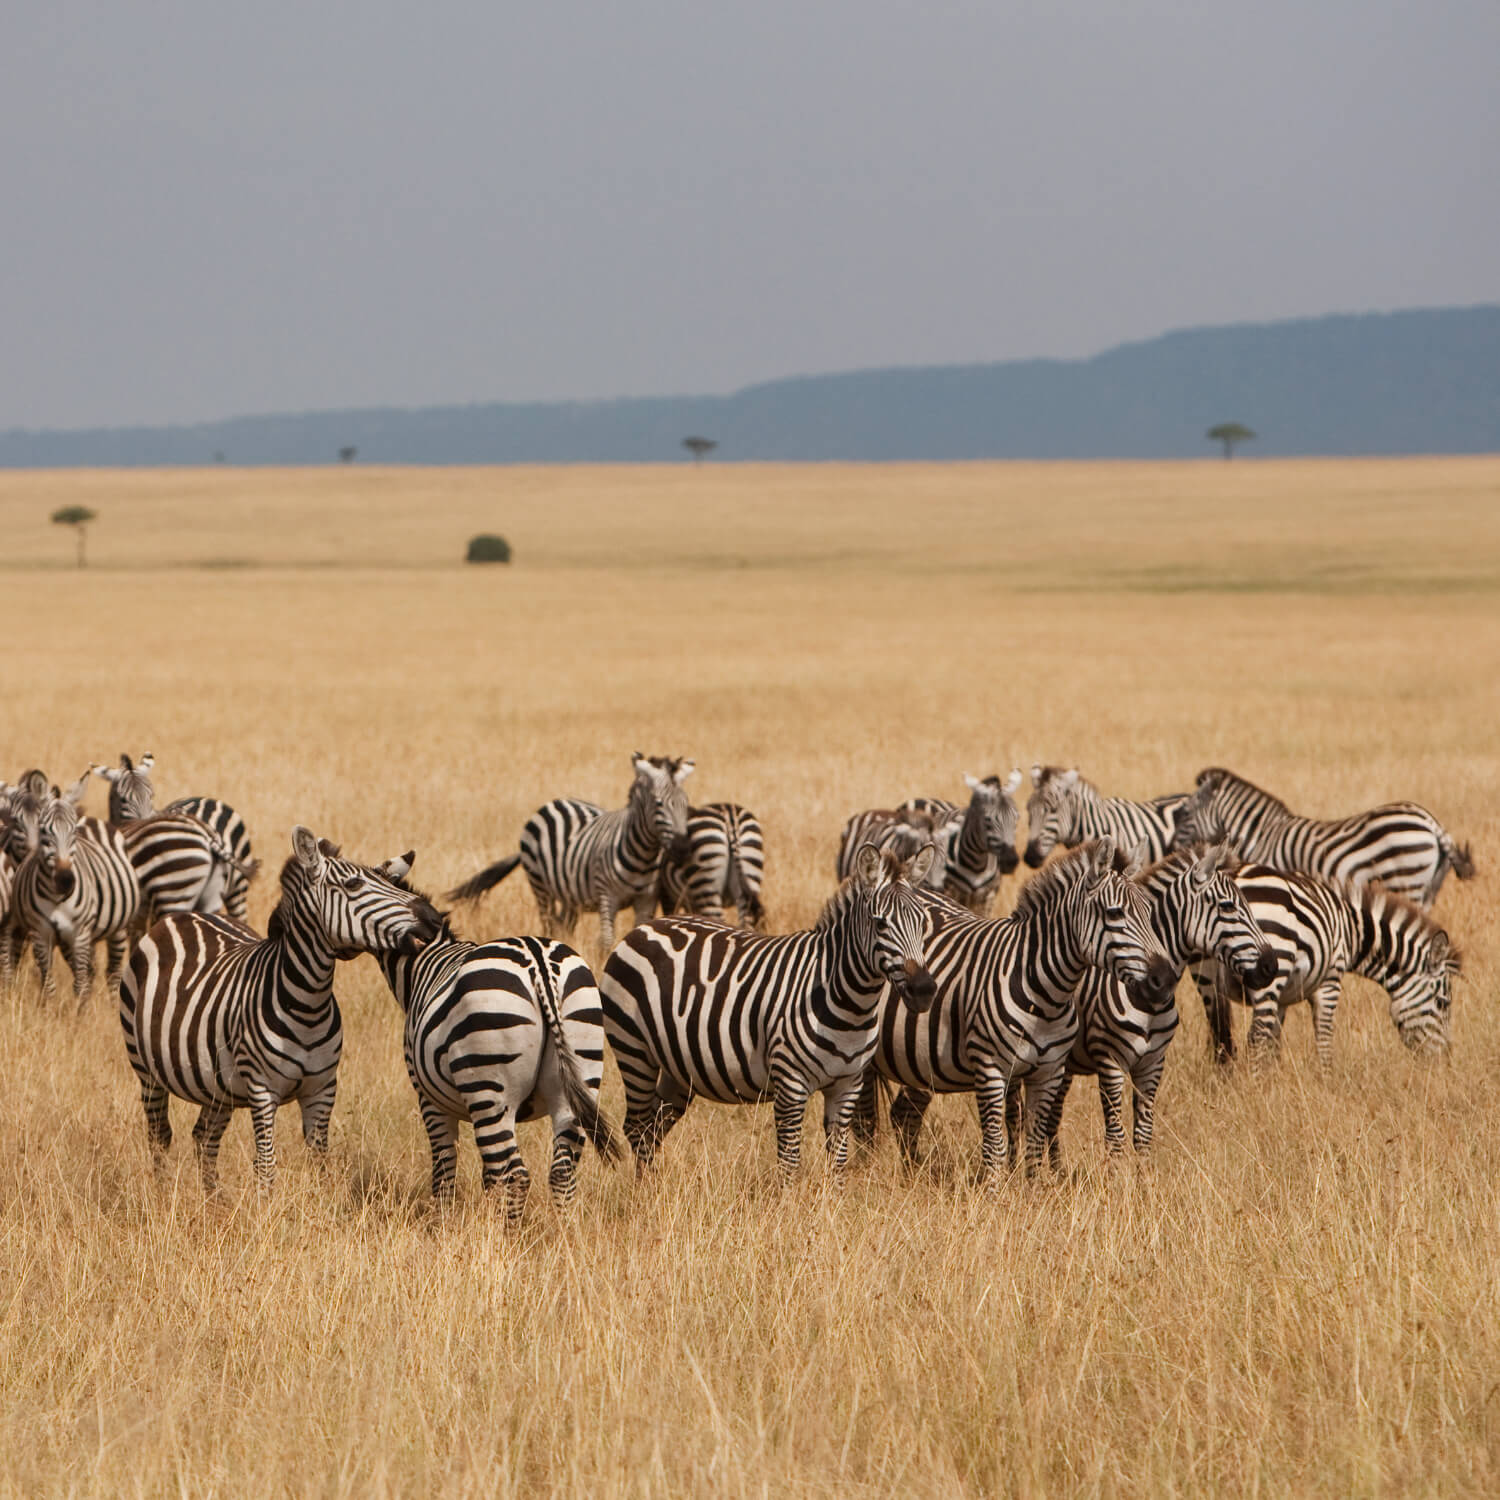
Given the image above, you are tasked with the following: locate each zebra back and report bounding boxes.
[165,796,256,921]
[659,802,765,927]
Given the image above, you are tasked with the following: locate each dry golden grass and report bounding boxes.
[1,459,1496,1497]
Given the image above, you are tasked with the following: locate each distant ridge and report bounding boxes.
[3,306,1497,466]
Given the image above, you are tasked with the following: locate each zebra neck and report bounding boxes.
[1349,899,1405,986]
[952,803,991,878]
[1017,893,1095,1002]
[813,904,886,1008]
[1229,790,1294,854]
[1138,888,1193,969]
[268,898,338,997]
[374,950,415,1011]
[619,789,664,871]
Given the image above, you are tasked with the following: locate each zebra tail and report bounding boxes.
[1442,833,1476,882]
[532,945,624,1166]
[445,854,522,903]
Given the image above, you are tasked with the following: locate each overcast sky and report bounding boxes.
[4,1,1498,429]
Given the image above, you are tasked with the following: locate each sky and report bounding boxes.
[4,1,1498,429]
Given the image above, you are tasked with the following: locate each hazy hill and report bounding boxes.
[3,306,1497,466]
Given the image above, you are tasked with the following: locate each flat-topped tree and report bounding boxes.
[51,505,97,568]
[1207,423,1255,459]
[682,436,718,465]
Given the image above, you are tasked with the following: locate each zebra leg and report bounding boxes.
[770,1068,812,1180]
[103,931,130,1007]
[889,1086,932,1166]
[33,927,57,1001]
[1130,1059,1164,1155]
[849,1069,880,1149]
[596,893,618,955]
[191,1100,235,1192]
[1021,1071,1069,1176]
[1310,979,1340,1069]
[1246,1000,1283,1071]
[548,1118,586,1207]
[1043,1071,1074,1171]
[1097,1063,1129,1156]
[470,1097,529,1222]
[64,927,94,1009]
[1004,1085,1024,1165]
[975,1067,1012,1190]
[139,1076,173,1168]
[1192,960,1237,1064]
[297,1077,337,1157]
[420,1102,461,1201]
[245,1083,280,1188]
[821,1075,864,1185]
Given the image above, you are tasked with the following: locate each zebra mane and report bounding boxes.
[1196,766,1291,815]
[1348,879,1461,972]
[266,857,311,940]
[1124,843,1243,884]
[1034,765,1089,793]
[1012,842,1105,916]
[815,850,910,930]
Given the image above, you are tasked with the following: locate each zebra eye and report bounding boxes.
[1104,906,1126,922]
[1218,899,1238,914]
[341,876,362,894]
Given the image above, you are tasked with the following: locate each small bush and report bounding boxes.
[465,533,512,564]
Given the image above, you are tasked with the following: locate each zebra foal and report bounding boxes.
[120,827,441,1189]
[376,853,622,1218]
[1024,765,1187,868]
[448,752,694,951]
[1191,866,1461,1065]
[658,801,766,927]
[1171,766,1474,908]
[600,843,937,1181]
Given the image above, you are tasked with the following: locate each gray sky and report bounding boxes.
[5,1,1498,429]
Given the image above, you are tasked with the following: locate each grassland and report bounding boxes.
[1,458,1496,1497]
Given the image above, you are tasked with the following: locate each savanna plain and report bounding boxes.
[1,459,1497,1498]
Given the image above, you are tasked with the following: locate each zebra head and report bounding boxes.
[850,841,938,1011]
[281,826,443,960]
[35,774,91,899]
[1170,771,1230,853]
[964,769,1023,872]
[1165,843,1277,995]
[1023,764,1082,867]
[1380,900,1460,1057]
[1063,838,1178,1006]
[631,752,694,860]
[91,752,155,822]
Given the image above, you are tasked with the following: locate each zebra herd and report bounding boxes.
[0,750,1475,1214]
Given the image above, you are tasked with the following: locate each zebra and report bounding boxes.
[119,827,441,1190]
[599,843,938,1182]
[1190,865,1461,1066]
[1170,766,1474,909]
[92,753,259,922]
[837,771,1023,913]
[447,752,695,951]
[658,802,766,928]
[858,838,1177,1185]
[1024,764,1187,868]
[1036,843,1274,1160]
[9,776,141,1006]
[373,853,622,1217]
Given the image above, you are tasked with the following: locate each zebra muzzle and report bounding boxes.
[896,963,937,1013]
[1240,948,1278,990]
[1023,842,1047,869]
[996,844,1020,873]
[52,862,75,898]
[1127,956,1179,1011]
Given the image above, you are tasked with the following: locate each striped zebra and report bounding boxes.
[1036,844,1274,1160]
[1171,767,1474,908]
[859,839,1176,1184]
[447,753,695,951]
[374,853,622,1217]
[10,777,141,1006]
[120,827,441,1189]
[1190,865,1461,1065]
[92,753,259,921]
[0,786,18,987]
[837,771,1022,913]
[0,774,51,985]
[600,843,937,1181]
[659,802,766,927]
[1024,765,1187,868]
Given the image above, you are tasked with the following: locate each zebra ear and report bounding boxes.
[1191,843,1226,884]
[964,773,981,791]
[381,852,415,881]
[1089,836,1117,884]
[906,841,937,885]
[853,841,884,888]
[1124,838,1151,878]
[139,752,155,774]
[1061,769,1080,789]
[91,763,121,784]
[1030,764,1044,788]
[292,826,326,877]
[62,772,90,807]
[1002,768,1023,796]
[672,758,695,784]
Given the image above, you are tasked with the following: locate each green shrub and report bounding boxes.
[465,533,512,564]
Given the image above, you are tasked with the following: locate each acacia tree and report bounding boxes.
[51,505,97,568]
[339,446,357,463]
[682,436,718,465]
[1207,422,1256,459]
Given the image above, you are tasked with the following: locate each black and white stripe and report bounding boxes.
[1024,764,1187,868]
[659,802,766,928]
[863,839,1177,1184]
[1171,766,1474,908]
[119,828,441,1189]
[447,752,694,950]
[837,771,1022,914]
[10,776,141,1006]
[374,853,621,1217]
[600,844,937,1181]
[1040,844,1273,1159]
[1191,864,1461,1065]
